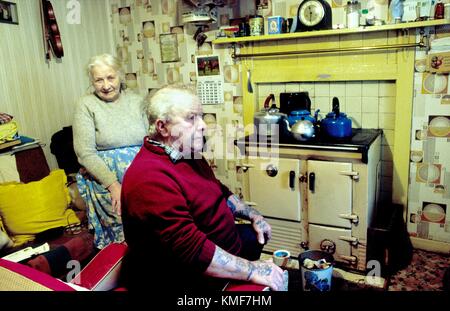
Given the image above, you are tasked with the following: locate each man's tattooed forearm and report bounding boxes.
[246,262,256,280]
[256,263,272,276]
[216,247,232,266]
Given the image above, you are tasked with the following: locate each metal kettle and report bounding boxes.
[321,97,352,138]
[284,119,315,141]
[253,94,287,137]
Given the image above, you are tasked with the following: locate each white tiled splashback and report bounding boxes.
[257,80,396,203]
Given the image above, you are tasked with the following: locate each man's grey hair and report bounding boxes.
[146,84,198,139]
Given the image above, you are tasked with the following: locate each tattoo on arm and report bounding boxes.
[216,247,232,266]
[246,261,256,280]
[256,263,272,276]
[227,195,262,221]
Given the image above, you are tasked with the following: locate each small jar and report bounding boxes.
[346,0,360,29]
[435,0,445,19]
[249,15,264,36]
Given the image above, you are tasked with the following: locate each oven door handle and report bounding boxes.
[338,235,359,246]
[339,170,359,181]
[238,163,255,172]
[289,170,295,190]
[338,213,359,224]
[308,172,315,192]
[338,255,358,264]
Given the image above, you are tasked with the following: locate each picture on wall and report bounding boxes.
[159,33,180,63]
[0,1,18,25]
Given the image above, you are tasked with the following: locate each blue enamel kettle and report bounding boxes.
[321,97,352,138]
[288,109,320,126]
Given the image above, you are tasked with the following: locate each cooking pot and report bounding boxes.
[288,109,320,126]
[321,97,352,138]
[284,119,315,141]
[253,94,287,137]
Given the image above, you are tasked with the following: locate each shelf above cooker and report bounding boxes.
[213,19,449,45]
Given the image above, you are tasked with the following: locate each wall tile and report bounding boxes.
[362,97,379,113]
[379,97,396,114]
[314,82,330,97]
[362,112,379,129]
[362,81,379,97]
[329,82,346,97]
[346,81,362,97]
[379,113,396,130]
[379,81,396,97]
[346,97,362,113]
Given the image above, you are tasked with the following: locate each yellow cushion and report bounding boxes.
[0,169,80,246]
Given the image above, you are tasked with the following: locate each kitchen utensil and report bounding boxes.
[253,94,287,137]
[247,69,253,93]
[284,119,315,141]
[321,97,352,138]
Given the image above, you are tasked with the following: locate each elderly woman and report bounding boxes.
[73,54,148,249]
[120,85,285,291]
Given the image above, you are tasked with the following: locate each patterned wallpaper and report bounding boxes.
[407,26,450,244]
[109,0,245,195]
[0,0,113,169]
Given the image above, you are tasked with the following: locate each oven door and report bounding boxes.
[246,157,301,221]
[307,160,353,228]
[308,224,357,265]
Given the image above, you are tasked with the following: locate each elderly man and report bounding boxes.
[120,85,284,291]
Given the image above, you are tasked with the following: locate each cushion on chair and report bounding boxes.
[0,169,80,246]
[70,243,128,291]
[0,258,75,291]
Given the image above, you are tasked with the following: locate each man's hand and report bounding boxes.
[205,246,286,291]
[249,260,285,291]
[107,181,122,215]
[226,194,273,244]
[252,216,272,245]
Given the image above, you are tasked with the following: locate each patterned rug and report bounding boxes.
[388,249,450,291]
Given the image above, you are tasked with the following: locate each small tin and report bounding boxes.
[249,15,264,36]
[268,16,283,34]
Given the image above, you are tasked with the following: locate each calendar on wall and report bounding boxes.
[195,55,224,105]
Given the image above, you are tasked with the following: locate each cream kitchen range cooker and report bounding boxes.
[236,129,382,272]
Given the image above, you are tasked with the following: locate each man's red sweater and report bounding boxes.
[120,139,242,289]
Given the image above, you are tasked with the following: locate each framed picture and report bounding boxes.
[0,1,18,24]
[159,33,180,63]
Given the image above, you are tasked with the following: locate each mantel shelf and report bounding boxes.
[212,19,449,45]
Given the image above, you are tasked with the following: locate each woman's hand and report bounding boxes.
[107,181,122,215]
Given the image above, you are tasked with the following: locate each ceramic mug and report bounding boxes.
[273,250,290,268]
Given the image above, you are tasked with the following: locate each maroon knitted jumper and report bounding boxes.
[120,138,242,290]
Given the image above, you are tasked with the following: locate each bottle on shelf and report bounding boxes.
[346,0,361,29]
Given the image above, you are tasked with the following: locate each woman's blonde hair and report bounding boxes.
[86,53,123,81]
[146,84,198,139]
